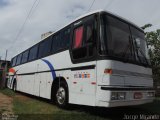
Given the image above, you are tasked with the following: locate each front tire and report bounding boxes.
[55,82,68,108]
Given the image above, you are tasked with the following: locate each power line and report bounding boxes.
[14,0,39,43]
[87,0,96,12]
[8,0,40,50]
[29,0,41,18]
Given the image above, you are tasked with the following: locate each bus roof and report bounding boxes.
[42,9,143,40]
[75,9,143,31]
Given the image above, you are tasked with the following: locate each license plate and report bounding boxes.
[134,92,143,99]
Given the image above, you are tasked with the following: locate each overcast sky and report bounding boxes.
[0,0,160,60]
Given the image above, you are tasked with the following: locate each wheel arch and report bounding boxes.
[51,77,69,101]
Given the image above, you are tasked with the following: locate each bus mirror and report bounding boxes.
[134,38,141,48]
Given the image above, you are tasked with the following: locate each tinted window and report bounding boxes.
[131,26,149,65]
[28,45,38,61]
[73,26,84,49]
[51,32,61,53]
[86,22,94,43]
[72,17,96,60]
[16,54,22,65]
[51,27,71,53]
[61,28,71,48]
[12,57,17,67]
[38,36,52,58]
[100,13,149,67]
[107,15,130,55]
[21,50,29,63]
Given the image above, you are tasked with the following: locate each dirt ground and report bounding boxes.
[0,93,13,114]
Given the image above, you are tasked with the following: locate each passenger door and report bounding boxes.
[70,15,97,105]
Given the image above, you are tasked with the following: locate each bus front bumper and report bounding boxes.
[96,87,155,107]
[97,98,154,107]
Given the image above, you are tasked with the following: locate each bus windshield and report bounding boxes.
[100,13,150,67]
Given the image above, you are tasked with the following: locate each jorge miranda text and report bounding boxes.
[123,114,159,120]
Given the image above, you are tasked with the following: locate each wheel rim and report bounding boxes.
[56,87,66,105]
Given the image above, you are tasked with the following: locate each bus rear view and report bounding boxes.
[96,12,154,107]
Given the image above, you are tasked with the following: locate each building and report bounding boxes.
[0,60,10,89]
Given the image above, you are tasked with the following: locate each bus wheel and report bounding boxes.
[55,82,68,108]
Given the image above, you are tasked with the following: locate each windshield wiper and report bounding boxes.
[137,48,149,66]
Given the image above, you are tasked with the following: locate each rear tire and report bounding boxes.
[55,81,68,108]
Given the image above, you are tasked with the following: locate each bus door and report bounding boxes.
[70,15,97,105]
[34,63,40,96]
[35,62,48,98]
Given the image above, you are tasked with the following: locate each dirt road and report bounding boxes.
[0,93,13,114]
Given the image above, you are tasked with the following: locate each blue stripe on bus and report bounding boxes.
[41,59,56,80]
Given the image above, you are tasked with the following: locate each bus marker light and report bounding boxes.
[73,82,77,84]
[134,92,142,99]
[91,82,96,85]
[104,69,112,74]
[9,68,16,73]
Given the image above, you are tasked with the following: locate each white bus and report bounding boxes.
[8,10,154,108]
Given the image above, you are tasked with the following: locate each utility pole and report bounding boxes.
[5,49,8,61]
[3,50,8,88]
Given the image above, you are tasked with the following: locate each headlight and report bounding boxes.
[111,92,126,100]
[147,92,154,97]
[111,92,118,100]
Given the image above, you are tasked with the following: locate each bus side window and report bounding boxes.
[12,57,17,67]
[73,26,84,49]
[21,50,29,64]
[16,54,22,65]
[71,16,96,62]
[61,28,71,48]
[72,26,87,59]
[38,36,52,58]
[28,45,38,61]
[85,19,95,57]
[51,27,71,54]
[51,33,61,53]
[86,22,94,43]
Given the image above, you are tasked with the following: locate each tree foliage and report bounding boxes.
[142,24,160,88]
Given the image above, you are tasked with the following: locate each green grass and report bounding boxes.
[13,97,63,114]
[0,89,160,120]
[0,88,15,97]
[136,98,160,114]
[13,96,107,120]
[0,89,106,120]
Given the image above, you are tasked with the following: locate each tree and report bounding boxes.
[142,24,160,92]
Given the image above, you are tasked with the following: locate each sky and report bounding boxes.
[0,0,160,60]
